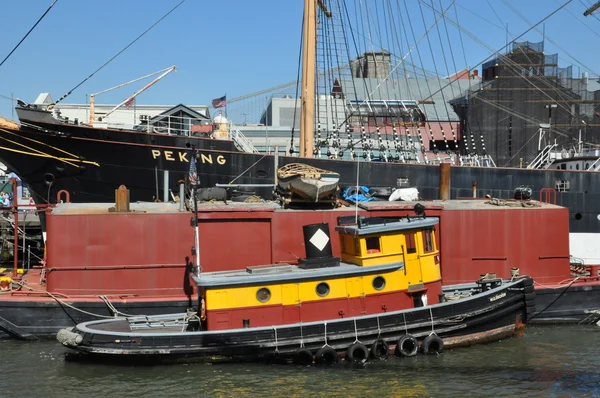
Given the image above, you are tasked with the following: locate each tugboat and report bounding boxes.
[56,212,534,364]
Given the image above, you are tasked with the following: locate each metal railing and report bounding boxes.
[229,123,259,153]
[528,143,558,169]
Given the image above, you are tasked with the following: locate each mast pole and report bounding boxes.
[300,0,316,158]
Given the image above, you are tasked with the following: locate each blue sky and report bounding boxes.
[1,0,600,123]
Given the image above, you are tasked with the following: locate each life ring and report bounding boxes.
[293,348,314,366]
[345,342,369,363]
[395,334,419,357]
[315,346,339,365]
[421,334,444,355]
[369,339,389,361]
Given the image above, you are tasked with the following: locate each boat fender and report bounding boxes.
[200,298,206,321]
[369,339,390,361]
[315,346,339,365]
[395,334,419,357]
[421,334,444,355]
[345,342,369,363]
[56,328,83,346]
[293,348,314,366]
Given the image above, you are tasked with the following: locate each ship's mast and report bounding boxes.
[300,0,316,158]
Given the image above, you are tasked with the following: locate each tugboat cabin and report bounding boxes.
[192,217,443,331]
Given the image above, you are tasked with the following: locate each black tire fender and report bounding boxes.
[395,334,419,357]
[345,342,369,363]
[315,346,339,364]
[421,334,444,355]
[369,339,390,361]
[293,348,314,366]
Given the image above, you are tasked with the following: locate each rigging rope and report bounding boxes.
[52,0,186,107]
[0,0,58,69]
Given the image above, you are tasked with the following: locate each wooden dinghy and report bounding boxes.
[277,163,340,202]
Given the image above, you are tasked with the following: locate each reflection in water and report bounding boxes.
[1,326,599,398]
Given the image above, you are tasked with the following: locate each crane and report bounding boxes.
[584,1,600,16]
[89,65,176,126]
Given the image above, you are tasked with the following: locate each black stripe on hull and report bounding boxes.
[58,278,532,361]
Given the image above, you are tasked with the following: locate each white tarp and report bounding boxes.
[389,187,419,201]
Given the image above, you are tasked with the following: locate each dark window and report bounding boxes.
[372,276,386,290]
[366,236,381,253]
[422,230,434,253]
[405,233,416,254]
[256,287,271,303]
[316,282,330,297]
[412,294,423,308]
[576,164,580,170]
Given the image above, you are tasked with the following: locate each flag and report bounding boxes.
[211,95,226,109]
[125,97,135,109]
[189,155,198,186]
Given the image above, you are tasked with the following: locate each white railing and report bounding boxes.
[527,143,558,169]
[587,157,600,171]
[229,124,259,153]
[86,114,214,137]
[459,154,496,167]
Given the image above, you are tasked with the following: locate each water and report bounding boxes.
[1,325,599,398]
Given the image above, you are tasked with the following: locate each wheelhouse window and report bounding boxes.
[422,230,434,253]
[256,287,271,303]
[316,282,330,297]
[366,236,381,254]
[405,233,416,254]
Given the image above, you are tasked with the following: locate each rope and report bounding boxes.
[99,295,135,317]
[52,0,186,106]
[403,312,408,334]
[528,277,581,321]
[353,318,360,343]
[485,198,542,208]
[181,311,200,332]
[228,154,268,184]
[323,321,330,347]
[16,282,120,320]
[429,306,436,336]
[376,316,381,338]
[0,127,91,159]
[0,0,58,69]
[0,129,99,167]
[273,326,279,353]
[299,322,304,348]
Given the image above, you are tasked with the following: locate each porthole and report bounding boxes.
[575,213,583,220]
[372,276,386,291]
[586,163,590,169]
[576,164,580,170]
[316,282,330,297]
[256,287,271,303]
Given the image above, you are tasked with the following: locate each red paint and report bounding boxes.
[39,200,570,304]
[205,281,442,330]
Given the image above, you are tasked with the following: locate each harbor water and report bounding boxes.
[1,325,598,398]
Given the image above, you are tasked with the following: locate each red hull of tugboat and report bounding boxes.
[0,199,598,339]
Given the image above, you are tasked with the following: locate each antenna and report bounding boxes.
[354,156,360,224]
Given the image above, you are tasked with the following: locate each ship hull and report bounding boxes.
[56,278,532,362]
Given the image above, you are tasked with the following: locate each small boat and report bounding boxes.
[57,214,534,364]
[277,163,340,202]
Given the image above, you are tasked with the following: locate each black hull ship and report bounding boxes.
[1,117,597,237]
[57,215,534,363]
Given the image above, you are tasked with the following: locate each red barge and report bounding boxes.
[1,185,599,339]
